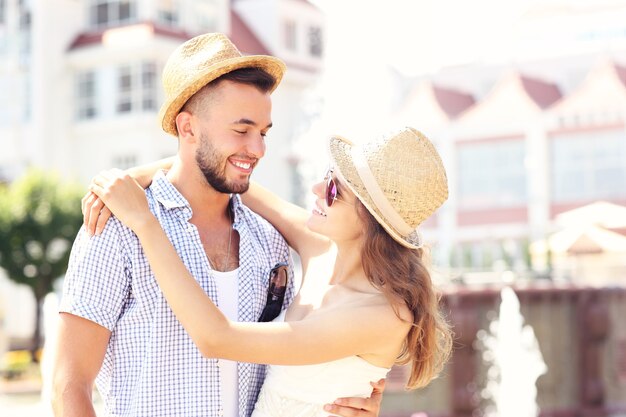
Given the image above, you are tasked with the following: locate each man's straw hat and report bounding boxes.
[329,127,448,249]
[159,32,286,136]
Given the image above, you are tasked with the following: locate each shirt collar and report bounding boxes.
[149,170,247,224]
[149,170,190,210]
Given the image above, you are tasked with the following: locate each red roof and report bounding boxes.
[432,85,475,119]
[68,21,192,50]
[68,31,105,49]
[614,63,626,87]
[67,11,274,56]
[228,10,271,55]
[520,75,562,109]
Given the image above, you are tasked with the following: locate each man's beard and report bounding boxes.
[195,133,252,194]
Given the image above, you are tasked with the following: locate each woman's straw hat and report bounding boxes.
[329,127,448,249]
[159,32,286,136]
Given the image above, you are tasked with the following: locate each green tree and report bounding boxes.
[0,169,83,358]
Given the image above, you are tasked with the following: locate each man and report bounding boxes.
[52,33,383,417]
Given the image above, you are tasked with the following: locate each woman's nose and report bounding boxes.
[311,180,324,197]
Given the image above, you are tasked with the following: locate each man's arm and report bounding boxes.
[51,313,111,417]
[326,379,386,417]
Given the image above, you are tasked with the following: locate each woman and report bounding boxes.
[86,127,452,417]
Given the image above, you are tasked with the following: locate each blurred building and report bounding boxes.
[0,0,324,344]
[531,201,626,286]
[0,0,324,202]
[395,3,626,284]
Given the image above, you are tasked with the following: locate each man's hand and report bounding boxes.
[324,379,385,417]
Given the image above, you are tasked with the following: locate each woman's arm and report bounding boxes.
[83,157,175,235]
[89,172,407,366]
[126,156,175,188]
[242,181,330,259]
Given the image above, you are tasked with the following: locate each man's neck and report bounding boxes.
[166,159,231,221]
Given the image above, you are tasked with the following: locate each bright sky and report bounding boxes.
[312,0,532,75]
[312,0,626,74]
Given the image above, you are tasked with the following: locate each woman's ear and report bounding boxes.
[175,111,196,142]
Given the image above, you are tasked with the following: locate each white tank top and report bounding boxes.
[252,355,390,417]
[250,311,390,417]
[213,268,240,417]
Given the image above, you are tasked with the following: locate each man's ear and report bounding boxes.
[175,111,196,142]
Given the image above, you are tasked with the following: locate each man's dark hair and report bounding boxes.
[214,67,276,93]
[181,67,276,116]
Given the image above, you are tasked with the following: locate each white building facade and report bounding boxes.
[0,0,324,199]
[0,0,324,344]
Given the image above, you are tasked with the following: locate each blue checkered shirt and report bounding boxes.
[60,171,294,417]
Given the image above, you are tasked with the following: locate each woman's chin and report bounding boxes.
[305,215,325,234]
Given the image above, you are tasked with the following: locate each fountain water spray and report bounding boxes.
[478,287,547,417]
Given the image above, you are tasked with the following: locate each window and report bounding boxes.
[308,26,323,57]
[141,62,158,110]
[284,20,297,51]
[18,0,30,30]
[22,71,30,121]
[112,154,137,170]
[116,61,158,114]
[12,0,31,55]
[0,0,6,25]
[75,71,97,120]
[117,66,132,113]
[157,0,179,26]
[457,140,527,209]
[0,72,29,125]
[192,0,219,32]
[89,0,136,28]
[551,131,626,202]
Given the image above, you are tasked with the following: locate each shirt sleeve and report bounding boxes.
[59,221,131,331]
